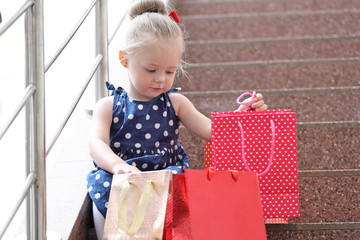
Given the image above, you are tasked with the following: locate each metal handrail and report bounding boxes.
[108,0,132,44]
[0,0,34,36]
[0,0,129,238]
[0,173,37,239]
[0,84,36,140]
[45,0,97,72]
[46,54,103,155]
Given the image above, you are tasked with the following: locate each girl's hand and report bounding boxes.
[112,162,141,174]
[235,93,268,112]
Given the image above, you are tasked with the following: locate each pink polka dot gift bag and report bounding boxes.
[210,100,300,223]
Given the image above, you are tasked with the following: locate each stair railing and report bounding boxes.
[0,0,130,238]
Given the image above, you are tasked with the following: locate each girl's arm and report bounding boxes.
[89,96,140,174]
[170,93,267,142]
[170,93,212,141]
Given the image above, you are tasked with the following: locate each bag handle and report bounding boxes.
[207,167,240,181]
[237,119,276,177]
[118,180,155,235]
[237,91,257,111]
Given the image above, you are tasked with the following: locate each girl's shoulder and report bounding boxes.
[168,91,192,115]
[96,95,114,106]
[93,96,114,117]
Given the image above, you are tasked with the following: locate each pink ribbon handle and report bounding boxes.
[237,91,256,111]
[237,119,275,177]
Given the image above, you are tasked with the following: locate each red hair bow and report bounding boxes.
[169,10,180,23]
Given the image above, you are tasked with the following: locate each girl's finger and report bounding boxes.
[255,104,268,112]
[254,93,263,102]
[251,99,264,109]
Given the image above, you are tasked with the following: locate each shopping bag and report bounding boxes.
[211,109,300,220]
[185,168,267,240]
[103,171,171,240]
[163,174,192,240]
[204,141,212,168]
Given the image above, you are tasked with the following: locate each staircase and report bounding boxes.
[172,0,360,238]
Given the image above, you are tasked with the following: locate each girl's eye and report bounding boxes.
[146,69,156,73]
[166,71,175,74]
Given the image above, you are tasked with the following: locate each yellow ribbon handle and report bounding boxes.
[117,180,154,235]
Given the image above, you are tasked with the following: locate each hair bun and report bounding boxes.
[129,0,168,20]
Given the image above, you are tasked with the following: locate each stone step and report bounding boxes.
[176,58,360,91]
[178,0,360,16]
[292,173,360,223]
[267,222,360,239]
[179,121,360,171]
[186,35,360,63]
[296,122,360,170]
[182,9,360,41]
[182,87,360,122]
[172,0,360,238]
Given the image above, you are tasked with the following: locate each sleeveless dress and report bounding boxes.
[86,83,190,217]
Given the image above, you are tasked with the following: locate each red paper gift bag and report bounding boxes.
[211,110,300,220]
[163,174,192,240]
[185,168,267,240]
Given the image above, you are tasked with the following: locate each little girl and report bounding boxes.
[87,0,268,238]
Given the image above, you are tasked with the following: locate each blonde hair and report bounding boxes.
[123,0,186,75]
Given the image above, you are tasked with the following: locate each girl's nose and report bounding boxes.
[155,72,166,83]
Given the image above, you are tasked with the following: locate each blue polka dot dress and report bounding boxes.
[86,83,190,217]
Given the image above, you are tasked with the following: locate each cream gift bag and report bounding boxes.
[103,171,171,240]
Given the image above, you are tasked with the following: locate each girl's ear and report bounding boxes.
[119,50,128,68]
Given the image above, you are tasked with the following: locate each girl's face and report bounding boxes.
[126,36,183,101]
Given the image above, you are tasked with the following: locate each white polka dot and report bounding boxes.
[145,133,151,139]
[163,111,167,117]
[169,120,174,126]
[175,129,179,134]
[88,186,93,192]
[155,141,160,147]
[146,114,150,120]
[125,133,131,139]
[95,193,100,199]
[132,162,136,167]
[128,114,134,120]
[164,130,168,136]
[152,105,158,111]
[138,104,143,110]
[114,142,120,148]
[105,202,109,208]
[113,117,119,123]
[103,181,110,188]
[142,163,148,169]
[154,164,159,169]
[136,123,142,129]
[170,139,174,145]
[95,174,100,180]
[155,123,160,129]
[171,170,178,174]
[135,143,141,148]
